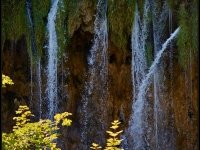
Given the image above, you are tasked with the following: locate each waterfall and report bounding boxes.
[36,60,42,118]
[169,7,175,148]
[152,1,174,149]
[169,7,173,104]
[137,27,179,106]
[30,45,33,109]
[26,0,33,112]
[46,0,59,120]
[26,0,42,119]
[81,0,108,147]
[130,27,180,149]
[26,0,36,55]
[128,0,150,149]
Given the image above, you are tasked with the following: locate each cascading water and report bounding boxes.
[168,6,175,147]
[136,27,180,107]
[128,0,150,149]
[81,0,108,147]
[26,0,42,119]
[46,0,59,120]
[169,7,173,104]
[129,25,180,149]
[152,1,174,149]
[25,0,34,105]
[26,0,37,56]
[36,60,42,118]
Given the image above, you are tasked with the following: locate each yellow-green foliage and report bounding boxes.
[108,0,135,51]
[2,105,72,150]
[104,120,123,150]
[90,120,123,150]
[13,105,34,129]
[2,74,14,88]
[90,143,102,150]
[177,1,198,68]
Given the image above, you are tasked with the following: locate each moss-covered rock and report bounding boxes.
[177,0,198,69]
[2,0,29,46]
[32,0,50,59]
[108,0,135,51]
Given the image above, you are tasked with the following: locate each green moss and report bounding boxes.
[138,0,145,18]
[1,0,34,63]
[108,0,135,51]
[2,0,29,43]
[32,0,50,59]
[177,1,198,69]
[56,0,67,59]
[190,1,198,54]
[1,0,50,63]
[167,0,182,11]
[55,0,79,59]
[67,0,82,37]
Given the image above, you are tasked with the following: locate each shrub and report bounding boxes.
[2,105,72,150]
[90,120,124,150]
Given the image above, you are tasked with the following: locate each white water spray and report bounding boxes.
[131,27,180,149]
[37,60,42,118]
[46,0,59,120]
[81,0,108,146]
[26,0,42,119]
[152,0,169,149]
[128,0,150,149]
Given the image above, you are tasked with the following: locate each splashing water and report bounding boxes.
[81,0,108,147]
[46,0,59,120]
[152,1,173,149]
[130,27,180,149]
[128,0,150,149]
[26,0,42,119]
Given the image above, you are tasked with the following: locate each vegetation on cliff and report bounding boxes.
[1,0,198,68]
[1,0,28,48]
[108,0,135,51]
[31,0,50,60]
[177,0,198,68]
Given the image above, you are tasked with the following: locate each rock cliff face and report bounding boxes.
[2,36,30,132]
[172,55,198,150]
[1,0,198,149]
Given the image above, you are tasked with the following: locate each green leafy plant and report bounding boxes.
[90,120,124,150]
[104,120,123,150]
[2,74,14,88]
[90,143,102,150]
[2,105,72,150]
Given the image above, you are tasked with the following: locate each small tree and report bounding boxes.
[90,120,124,150]
[2,74,73,149]
[2,105,72,150]
[104,120,123,150]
